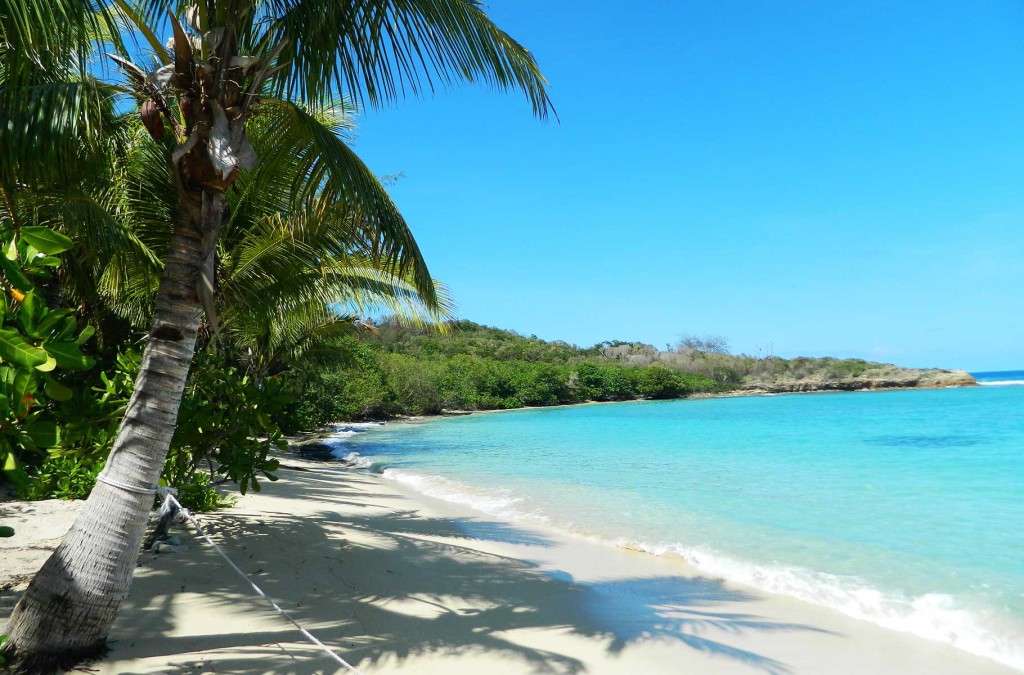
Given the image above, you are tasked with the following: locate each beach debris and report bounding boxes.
[153,538,189,554]
[150,532,189,553]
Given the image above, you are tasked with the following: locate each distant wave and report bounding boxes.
[971,370,1024,386]
[333,445,1024,671]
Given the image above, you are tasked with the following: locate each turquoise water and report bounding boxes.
[333,382,1024,669]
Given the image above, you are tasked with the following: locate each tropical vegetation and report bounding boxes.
[278,319,963,428]
[0,0,552,670]
[280,320,723,427]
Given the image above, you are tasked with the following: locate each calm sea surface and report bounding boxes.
[332,374,1024,669]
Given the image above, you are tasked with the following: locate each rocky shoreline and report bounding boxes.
[738,368,976,394]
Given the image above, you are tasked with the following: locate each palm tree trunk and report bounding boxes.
[3,192,222,669]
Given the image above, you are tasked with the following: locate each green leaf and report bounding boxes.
[0,526,14,537]
[34,354,57,372]
[0,328,48,368]
[0,255,33,292]
[16,290,41,334]
[35,308,71,336]
[75,324,96,345]
[13,369,32,415]
[55,316,78,341]
[43,341,95,371]
[24,421,60,449]
[2,451,29,489]
[19,227,73,255]
[44,376,73,401]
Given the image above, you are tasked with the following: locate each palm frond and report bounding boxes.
[0,72,116,185]
[221,212,451,325]
[241,96,438,306]
[252,0,553,119]
[0,0,118,71]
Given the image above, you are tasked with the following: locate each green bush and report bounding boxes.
[22,455,103,500]
[20,346,140,500]
[168,352,289,496]
[172,471,233,512]
[0,222,97,491]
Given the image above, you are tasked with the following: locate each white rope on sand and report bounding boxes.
[156,489,364,674]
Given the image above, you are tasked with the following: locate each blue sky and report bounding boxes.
[352,1,1024,371]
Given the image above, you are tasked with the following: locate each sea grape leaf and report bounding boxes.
[0,328,48,368]
[2,450,30,489]
[35,309,70,337]
[34,354,57,372]
[19,227,73,255]
[12,369,32,415]
[25,421,60,448]
[44,341,95,371]
[16,290,41,334]
[44,376,73,401]
[0,255,33,292]
[75,324,96,346]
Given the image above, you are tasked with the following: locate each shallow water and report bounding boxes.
[331,380,1024,669]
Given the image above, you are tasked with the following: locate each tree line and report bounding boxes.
[282,322,722,429]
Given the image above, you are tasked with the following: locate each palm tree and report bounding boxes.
[76,100,456,378]
[1,0,551,668]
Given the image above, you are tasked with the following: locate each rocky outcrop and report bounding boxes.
[742,369,976,394]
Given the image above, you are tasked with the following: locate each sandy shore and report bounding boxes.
[1,460,1016,674]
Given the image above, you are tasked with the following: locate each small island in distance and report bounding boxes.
[291,319,976,425]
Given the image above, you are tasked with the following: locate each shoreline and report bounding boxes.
[310,394,1024,672]
[377,468,1020,673]
[4,459,1016,674]
[328,380,981,427]
[329,440,1024,672]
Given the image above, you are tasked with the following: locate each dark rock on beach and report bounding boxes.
[291,441,340,462]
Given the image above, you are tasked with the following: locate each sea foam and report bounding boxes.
[629,541,1024,670]
[334,447,1024,671]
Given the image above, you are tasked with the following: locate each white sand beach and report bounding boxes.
[1,460,1017,674]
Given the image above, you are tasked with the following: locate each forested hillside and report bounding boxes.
[281,320,975,427]
[281,320,719,427]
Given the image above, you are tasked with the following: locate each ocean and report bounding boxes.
[328,372,1024,670]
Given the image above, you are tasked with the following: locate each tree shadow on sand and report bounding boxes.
[43,469,829,674]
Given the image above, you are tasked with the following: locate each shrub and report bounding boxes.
[172,471,234,512]
[168,353,289,495]
[0,223,97,491]
[22,455,103,500]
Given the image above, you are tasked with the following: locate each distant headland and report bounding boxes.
[293,320,975,424]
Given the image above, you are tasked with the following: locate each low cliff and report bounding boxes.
[741,368,976,394]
